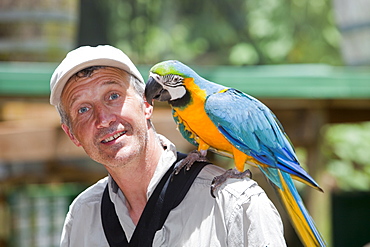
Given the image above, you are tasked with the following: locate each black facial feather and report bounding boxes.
[163,74,184,87]
[169,89,191,108]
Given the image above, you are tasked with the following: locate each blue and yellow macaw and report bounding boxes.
[145,60,326,247]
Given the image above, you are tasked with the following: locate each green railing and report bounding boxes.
[1,62,370,99]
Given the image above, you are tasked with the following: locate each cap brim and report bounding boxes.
[50,58,137,105]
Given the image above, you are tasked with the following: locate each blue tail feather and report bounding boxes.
[258,167,326,246]
[281,172,325,246]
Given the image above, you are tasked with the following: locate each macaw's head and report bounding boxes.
[145,60,197,106]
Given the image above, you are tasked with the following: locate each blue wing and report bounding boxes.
[204,88,319,189]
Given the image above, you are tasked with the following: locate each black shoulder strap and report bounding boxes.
[101,152,210,247]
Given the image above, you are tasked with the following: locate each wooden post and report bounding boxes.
[304,108,331,246]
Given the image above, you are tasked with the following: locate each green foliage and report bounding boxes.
[104,0,342,65]
[323,122,370,191]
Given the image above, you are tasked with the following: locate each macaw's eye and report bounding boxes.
[173,75,183,83]
[109,93,120,100]
[78,106,89,114]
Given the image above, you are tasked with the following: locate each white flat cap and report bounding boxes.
[50,45,144,106]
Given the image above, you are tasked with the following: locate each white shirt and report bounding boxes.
[60,135,286,247]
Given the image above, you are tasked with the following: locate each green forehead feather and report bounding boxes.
[150,60,190,77]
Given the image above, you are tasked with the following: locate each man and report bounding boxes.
[50,45,286,246]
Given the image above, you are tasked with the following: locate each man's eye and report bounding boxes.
[109,93,120,100]
[78,107,89,114]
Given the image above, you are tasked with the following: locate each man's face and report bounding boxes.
[60,67,153,168]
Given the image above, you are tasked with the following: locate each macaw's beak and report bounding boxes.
[145,76,171,105]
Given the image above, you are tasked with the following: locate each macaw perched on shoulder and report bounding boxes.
[145,60,326,247]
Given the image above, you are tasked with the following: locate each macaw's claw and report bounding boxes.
[210,168,252,198]
[174,150,208,175]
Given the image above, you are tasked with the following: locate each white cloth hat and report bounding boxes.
[50,45,144,106]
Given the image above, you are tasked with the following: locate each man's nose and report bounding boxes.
[95,106,116,128]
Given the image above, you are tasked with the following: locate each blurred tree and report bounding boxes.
[102,0,342,65]
[323,122,370,191]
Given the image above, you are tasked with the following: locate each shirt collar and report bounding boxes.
[146,134,177,198]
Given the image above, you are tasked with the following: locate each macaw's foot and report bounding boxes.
[174,150,208,175]
[210,168,252,198]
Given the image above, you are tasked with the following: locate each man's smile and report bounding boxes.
[101,130,127,144]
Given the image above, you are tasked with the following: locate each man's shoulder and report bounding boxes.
[197,164,264,200]
[69,176,108,212]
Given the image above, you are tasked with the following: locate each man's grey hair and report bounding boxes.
[56,66,148,130]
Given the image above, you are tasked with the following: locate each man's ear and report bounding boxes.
[61,124,81,147]
[144,100,153,120]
